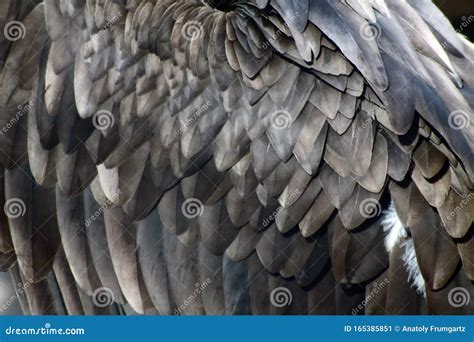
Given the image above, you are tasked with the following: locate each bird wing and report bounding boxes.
[0,0,472,315]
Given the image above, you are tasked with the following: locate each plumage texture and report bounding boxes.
[0,0,472,315]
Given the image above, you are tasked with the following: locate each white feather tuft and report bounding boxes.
[382,203,407,253]
[400,238,426,296]
[382,202,426,296]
